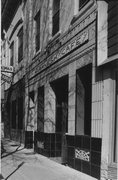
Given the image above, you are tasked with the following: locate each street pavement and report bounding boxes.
[1,139,97,180]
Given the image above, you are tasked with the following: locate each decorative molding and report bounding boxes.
[75,148,90,162]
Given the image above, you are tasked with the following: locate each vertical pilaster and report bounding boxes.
[68,62,76,135]
[101,69,112,180]
[34,83,38,131]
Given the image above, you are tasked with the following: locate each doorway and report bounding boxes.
[76,63,92,136]
[51,75,68,134]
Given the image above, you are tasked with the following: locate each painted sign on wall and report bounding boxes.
[51,31,89,63]
[33,31,89,78]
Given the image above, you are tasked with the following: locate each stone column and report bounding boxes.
[44,82,56,133]
[68,62,76,135]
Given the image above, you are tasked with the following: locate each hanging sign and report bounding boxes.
[1,65,14,73]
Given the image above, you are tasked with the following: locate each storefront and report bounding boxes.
[4,78,25,143]
[24,6,103,179]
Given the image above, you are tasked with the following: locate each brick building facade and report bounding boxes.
[1,0,118,179]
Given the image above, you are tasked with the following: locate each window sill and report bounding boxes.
[48,30,61,44]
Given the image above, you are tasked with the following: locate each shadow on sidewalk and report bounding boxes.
[5,162,25,180]
[1,144,25,159]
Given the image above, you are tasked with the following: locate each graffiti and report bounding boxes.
[75,148,90,162]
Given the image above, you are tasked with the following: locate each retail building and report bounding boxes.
[1,0,118,179]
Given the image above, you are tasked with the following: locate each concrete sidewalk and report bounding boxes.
[1,139,97,180]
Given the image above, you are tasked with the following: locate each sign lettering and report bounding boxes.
[60,11,96,45]
[34,31,88,76]
[1,65,14,73]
